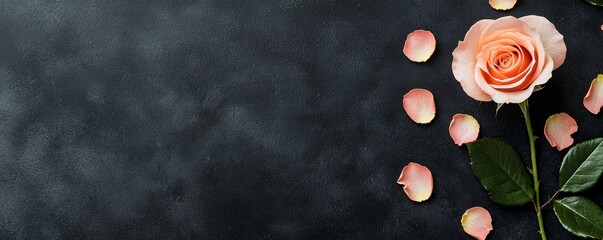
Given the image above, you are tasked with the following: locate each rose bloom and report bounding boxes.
[452,16,566,103]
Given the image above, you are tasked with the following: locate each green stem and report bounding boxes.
[520,100,547,240]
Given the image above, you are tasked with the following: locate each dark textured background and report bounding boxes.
[0,0,602,239]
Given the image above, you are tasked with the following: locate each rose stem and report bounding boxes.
[520,100,548,240]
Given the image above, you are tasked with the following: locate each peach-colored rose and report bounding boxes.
[452,16,566,103]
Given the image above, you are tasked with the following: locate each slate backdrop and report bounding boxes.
[0,0,602,239]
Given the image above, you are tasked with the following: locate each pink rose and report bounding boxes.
[452,16,567,103]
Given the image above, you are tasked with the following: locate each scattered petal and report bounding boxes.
[461,207,493,240]
[583,74,603,115]
[449,114,480,146]
[403,89,436,124]
[489,0,517,10]
[544,113,578,151]
[601,24,603,31]
[403,30,436,62]
[396,162,433,202]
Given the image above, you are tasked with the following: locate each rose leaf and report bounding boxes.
[467,138,534,206]
[554,196,603,238]
[559,138,603,193]
[582,0,603,7]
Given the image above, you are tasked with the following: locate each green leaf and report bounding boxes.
[533,85,545,92]
[495,103,504,117]
[467,138,534,206]
[554,196,603,238]
[583,0,603,7]
[559,138,603,193]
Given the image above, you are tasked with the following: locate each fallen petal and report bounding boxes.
[544,113,578,151]
[489,0,517,10]
[403,89,436,124]
[461,207,493,240]
[403,30,436,62]
[396,162,433,202]
[449,114,480,146]
[583,74,603,114]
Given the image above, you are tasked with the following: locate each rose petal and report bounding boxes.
[396,162,433,202]
[403,88,436,124]
[520,16,567,70]
[475,17,551,103]
[449,114,480,146]
[403,30,436,62]
[583,74,603,115]
[544,113,578,151]
[452,20,494,102]
[489,0,517,10]
[476,34,537,91]
[479,16,538,49]
[461,207,493,240]
[474,54,554,104]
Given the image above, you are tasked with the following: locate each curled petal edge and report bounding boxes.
[396,162,433,202]
[544,113,578,151]
[583,74,603,115]
[403,30,437,62]
[403,89,436,124]
[461,207,493,240]
[449,114,480,146]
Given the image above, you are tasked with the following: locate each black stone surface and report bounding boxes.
[0,0,602,239]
